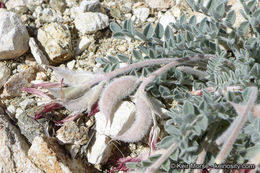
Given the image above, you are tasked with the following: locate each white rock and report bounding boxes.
[133,7,150,22]
[0,63,11,89]
[87,134,112,164]
[145,0,173,9]
[7,105,16,115]
[37,23,73,63]
[67,60,76,69]
[29,37,49,65]
[24,0,43,11]
[74,12,109,34]
[87,101,136,164]
[19,98,35,110]
[5,0,28,14]
[0,9,29,60]
[76,35,93,54]
[28,135,93,173]
[50,0,66,13]
[159,13,176,30]
[0,113,44,173]
[79,0,101,12]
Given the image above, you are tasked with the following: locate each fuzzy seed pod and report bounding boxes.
[50,66,102,86]
[63,82,104,113]
[99,75,139,123]
[113,93,153,142]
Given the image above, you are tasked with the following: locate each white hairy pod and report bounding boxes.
[99,75,139,124]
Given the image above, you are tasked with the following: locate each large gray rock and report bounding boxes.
[0,112,43,173]
[0,9,29,60]
[74,12,109,34]
[28,135,94,173]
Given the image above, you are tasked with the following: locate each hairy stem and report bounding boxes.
[138,54,215,93]
[85,54,215,89]
[177,66,207,80]
[212,87,258,173]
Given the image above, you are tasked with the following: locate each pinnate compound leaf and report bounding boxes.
[99,76,139,124]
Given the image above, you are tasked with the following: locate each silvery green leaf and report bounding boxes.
[215,3,225,18]
[132,49,142,60]
[149,49,156,59]
[226,10,236,26]
[164,26,173,41]
[135,31,147,41]
[238,21,250,35]
[253,8,260,18]
[112,32,125,38]
[143,23,154,39]
[95,57,110,64]
[183,101,195,115]
[117,54,129,62]
[156,135,177,149]
[199,18,208,33]
[154,22,164,39]
[161,159,171,171]
[189,15,197,25]
[246,0,257,13]
[107,55,119,63]
[244,144,260,160]
[110,22,122,33]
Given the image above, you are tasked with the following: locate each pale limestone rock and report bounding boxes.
[28,135,94,173]
[145,0,174,9]
[0,63,11,89]
[159,13,176,30]
[0,113,43,173]
[0,9,29,60]
[29,37,49,65]
[79,0,101,12]
[87,101,136,164]
[4,0,28,14]
[133,7,150,22]
[76,35,93,54]
[2,65,38,97]
[67,60,76,69]
[56,121,89,145]
[24,0,43,11]
[19,98,35,110]
[50,0,66,13]
[74,12,109,34]
[37,23,73,64]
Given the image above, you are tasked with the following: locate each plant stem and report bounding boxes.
[85,54,215,90]
[212,87,258,173]
[138,54,215,93]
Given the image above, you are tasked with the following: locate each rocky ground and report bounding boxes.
[0,0,247,172]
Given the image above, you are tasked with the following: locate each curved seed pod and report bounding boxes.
[99,75,139,123]
[48,85,86,100]
[49,66,102,86]
[63,82,105,113]
[113,93,153,142]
